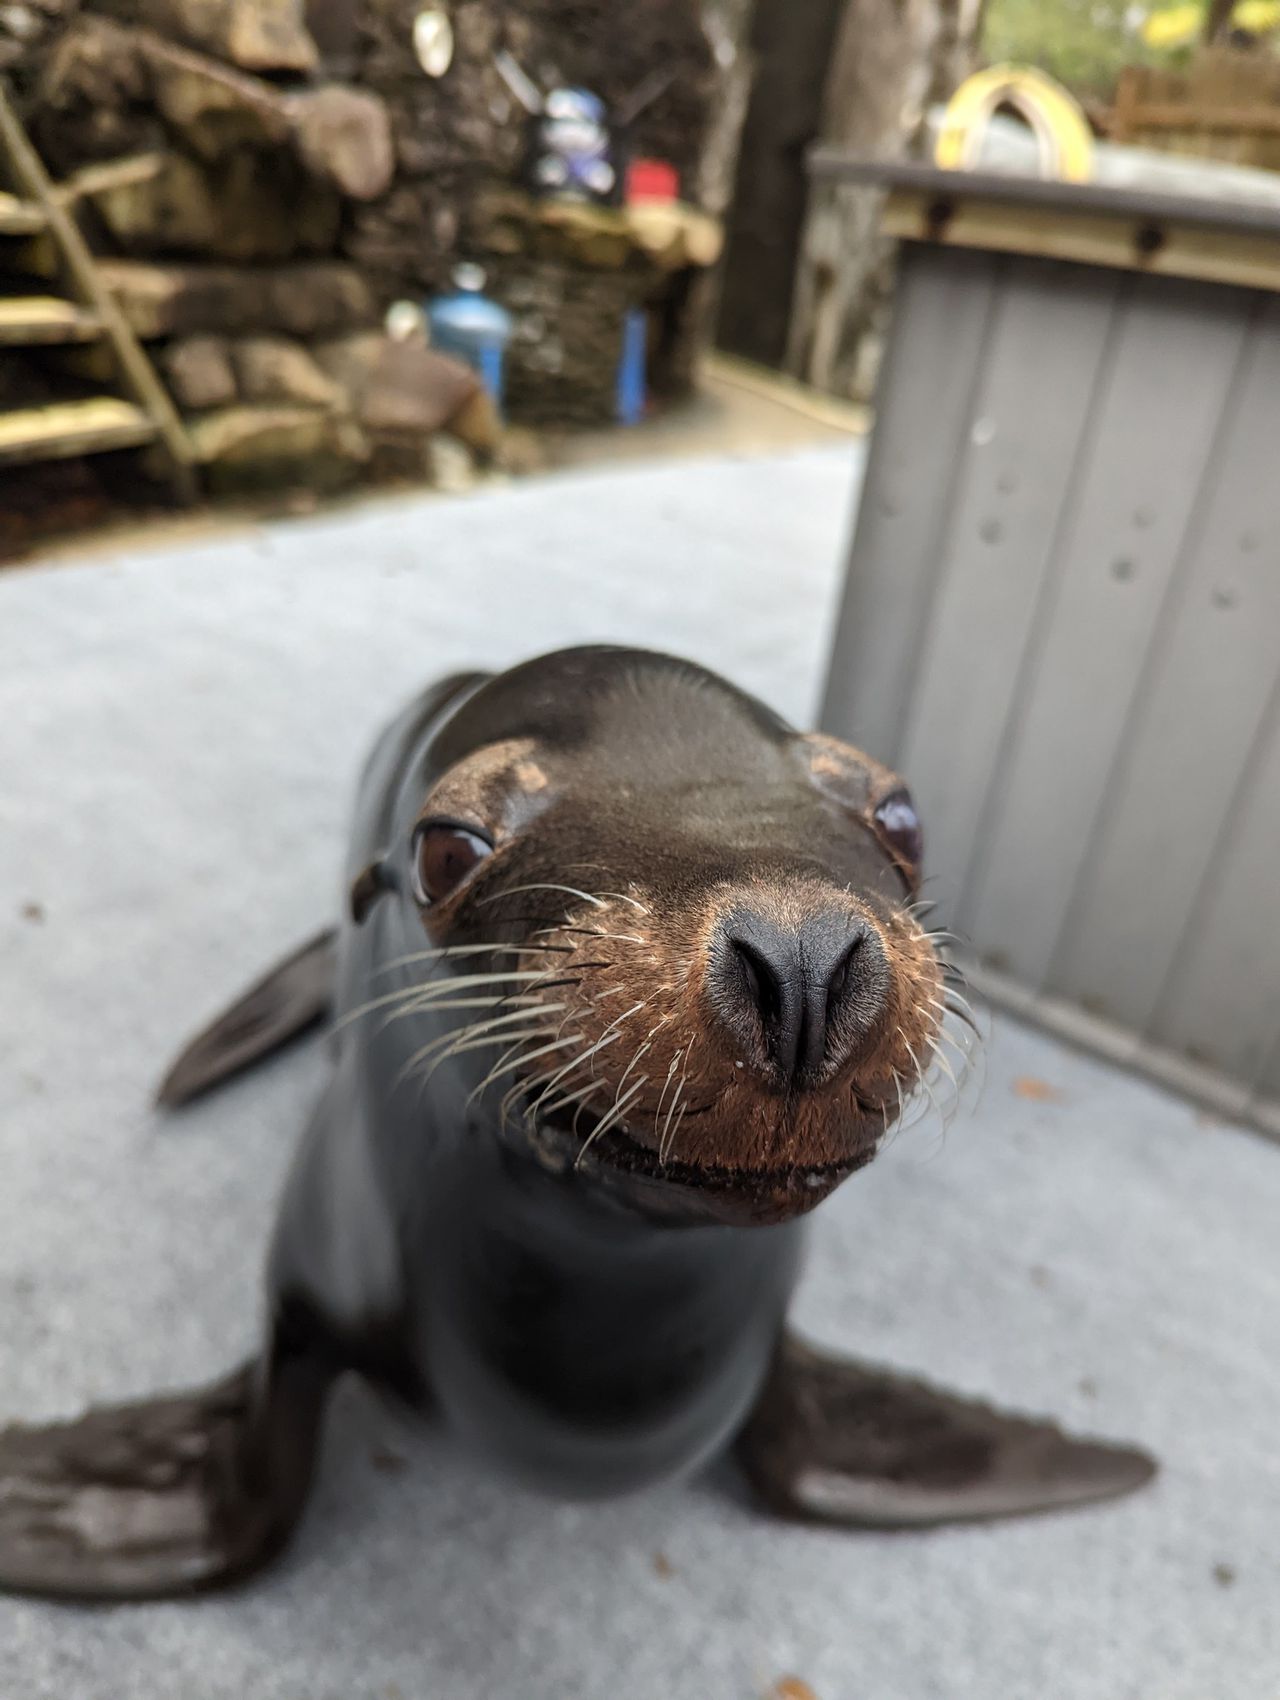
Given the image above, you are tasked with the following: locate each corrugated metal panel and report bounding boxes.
[821,246,1000,765]
[961,275,1256,986]
[822,240,1280,1139]
[1048,295,1280,1032]
[895,258,1124,917]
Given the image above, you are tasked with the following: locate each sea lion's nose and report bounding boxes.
[714,908,889,1086]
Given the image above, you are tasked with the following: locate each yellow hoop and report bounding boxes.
[935,65,1094,184]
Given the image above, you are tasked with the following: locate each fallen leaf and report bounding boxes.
[1012,1075,1063,1102]
[770,1680,820,1700]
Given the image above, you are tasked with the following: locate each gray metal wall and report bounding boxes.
[822,241,1280,1137]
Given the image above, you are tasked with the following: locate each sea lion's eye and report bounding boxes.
[874,788,923,871]
[411,822,492,904]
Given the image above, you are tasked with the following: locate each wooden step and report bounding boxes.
[0,295,103,343]
[0,189,45,235]
[0,397,157,463]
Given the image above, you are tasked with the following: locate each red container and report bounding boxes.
[626,157,679,203]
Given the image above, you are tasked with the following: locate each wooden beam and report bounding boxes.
[0,398,156,463]
[0,188,45,234]
[0,83,197,499]
[881,187,1280,295]
[1113,100,1280,135]
[0,297,102,343]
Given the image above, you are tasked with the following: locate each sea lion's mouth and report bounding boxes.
[516,1090,885,1224]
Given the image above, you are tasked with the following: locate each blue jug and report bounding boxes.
[427,264,514,407]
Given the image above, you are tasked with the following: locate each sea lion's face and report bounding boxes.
[403,649,948,1224]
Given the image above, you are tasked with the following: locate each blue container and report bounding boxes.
[427,264,514,407]
[616,308,648,426]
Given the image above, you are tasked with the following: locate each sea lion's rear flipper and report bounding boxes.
[737,1333,1156,1528]
[157,929,338,1109]
[0,1350,330,1600]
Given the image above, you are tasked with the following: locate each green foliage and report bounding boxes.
[982,0,1167,97]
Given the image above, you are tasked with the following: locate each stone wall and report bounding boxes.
[1,0,733,487]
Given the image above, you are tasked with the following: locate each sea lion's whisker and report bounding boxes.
[663,1099,689,1166]
[394,1005,570,1090]
[569,997,650,1076]
[468,1032,560,1108]
[573,1076,649,1170]
[610,997,652,1024]
[931,979,972,1013]
[629,1010,671,1067]
[666,1051,692,1163]
[897,1030,941,1126]
[401,1023,562,1093]
[530,924,614,941]
[376,990,561,1038]
[376,944,572,977]
[477,883,606,909]
[375,995,544,1033]
[377,993,551,1036]
[533,922,645,948]
[651,1026,684,1144]
[538,1079,603,1124]
[612,1038,654,1113]
[502,1053,587,1125]
[942,988,981,1024]
[654,1051,682,1137]
[940,1002,983,1043]
[929,1047,960,1096]
[339,970,566,1029]
[378,967,580,1031]
[890,1069,905,1134]
[495,1035,586,1122]
[571,1083,601,1137]
[930,1016,976,1070]
[658,1050,688,1165]
[596,892,650,915]
[946,1002,983,1034]
[527,1031,623,1117]
[422,1024,564,1086]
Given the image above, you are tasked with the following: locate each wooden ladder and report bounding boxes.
[0,80,197,500]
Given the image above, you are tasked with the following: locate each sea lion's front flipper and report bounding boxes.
[0,1347,331,1600]
[737,1334,1155,1528]
[157,928,338,1108]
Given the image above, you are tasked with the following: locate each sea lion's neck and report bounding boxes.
[418,1129,804,1496]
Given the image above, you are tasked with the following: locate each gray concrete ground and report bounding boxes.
[1,446,1276,1699]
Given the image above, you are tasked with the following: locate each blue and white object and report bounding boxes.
[426,265,514,406]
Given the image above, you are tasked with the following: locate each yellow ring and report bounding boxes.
[935,65,1094,184]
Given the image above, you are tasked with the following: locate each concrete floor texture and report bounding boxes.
[1,446,1276,1699]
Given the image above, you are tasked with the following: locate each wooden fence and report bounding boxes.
[1111,49,1280,171]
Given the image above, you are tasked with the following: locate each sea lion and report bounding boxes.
[0,647,1154,1599]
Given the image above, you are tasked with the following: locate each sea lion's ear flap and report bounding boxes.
[349,858,395,925]
[796,732,898,811]
[797,734,923,891]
